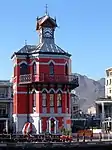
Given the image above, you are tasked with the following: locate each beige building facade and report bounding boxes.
[96,68,112,131]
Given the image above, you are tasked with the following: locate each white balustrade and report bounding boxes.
[50,107,54,113]
[58,107,62,113]
[42,107,47,113]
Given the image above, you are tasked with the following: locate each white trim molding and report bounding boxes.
[49,88,55,93]
[13,89,67,94]
[29,60,39,66]
[18,61,27,65]
[13,91,40,94]
[13,113,71,117]
[56,88,63,93]
[41,88,49,93]
[48,60,55,65]
[14,57,70,67]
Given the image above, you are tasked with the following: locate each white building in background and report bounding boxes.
[0,80,13,133]
[96,68,112,131]
[71,90,80,117]
[87,106,96,115]
[105,68,112,98]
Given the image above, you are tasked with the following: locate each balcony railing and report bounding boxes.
[0,94,8,99]
[19,74,79,85]
[0,114,8,118]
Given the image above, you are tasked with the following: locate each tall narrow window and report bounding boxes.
[42,91,47,107]
[65,64,68,75]
[49,62,54,75]
[50,90,54,106]
[57,91,62,107]
[110,79,111,85]
[20,63,28,75]
[14,66,16,77]
[33,62,37,75]
[107,80,108,85]
[32,91,36,107]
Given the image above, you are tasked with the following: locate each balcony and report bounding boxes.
[0,94,8,99]
[19,74,79,87]
[0,114,8,118]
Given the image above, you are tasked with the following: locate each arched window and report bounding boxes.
[65,64,68,75]
[20,63,28,75]
[57,91,62,107]
[49,62,54,75]
[14,66,16,77]
[51,118,55,128]
[42,90,47,107]
[50,90,54,106]
[32,91,36,107]
[33,62,37,75]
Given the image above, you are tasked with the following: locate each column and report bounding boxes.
[39,120,42,134]
[6,120,8,133]
[54,94,57,113]
[8,86,11,98]
[49,120,51,133]
[54,120,57,134]
[69,93,71,114]
[102,102,105,121]
[47,120,48,132]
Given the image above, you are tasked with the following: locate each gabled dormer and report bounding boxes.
[36,14,57,44]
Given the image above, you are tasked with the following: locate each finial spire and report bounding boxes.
[25,40,27,46]
[45,4,48,15]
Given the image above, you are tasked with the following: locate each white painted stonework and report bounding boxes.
[13,114,40,134]
[64,116,71,130]
[13,113,71,134]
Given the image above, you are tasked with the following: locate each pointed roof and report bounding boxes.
[11,14,71,59]
[11,42,71,58]
[36,15,57,30]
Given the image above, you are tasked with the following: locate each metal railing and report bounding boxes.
[0,114,8,118]
[0,133,112,143]
[19,74,79,85]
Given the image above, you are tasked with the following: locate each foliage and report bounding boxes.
[60,126,72,136]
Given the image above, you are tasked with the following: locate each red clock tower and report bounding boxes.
[11,12,79,134]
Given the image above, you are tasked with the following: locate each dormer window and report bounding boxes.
[49,62,54,75]
[33,62,37,75]
[20,63,28,75]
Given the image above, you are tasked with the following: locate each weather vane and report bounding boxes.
[45,4,48,15]
[25,40,27,46]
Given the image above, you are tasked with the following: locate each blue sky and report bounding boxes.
[0,0,112,80]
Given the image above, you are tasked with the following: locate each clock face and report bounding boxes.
[43,27,53,38]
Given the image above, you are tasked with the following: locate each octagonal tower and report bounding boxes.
[11,13,79,134]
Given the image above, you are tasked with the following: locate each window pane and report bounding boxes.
[20,63,28,75]
[50,94,54,106]
[0,104,7,115]
[49,63,54,75]
[0,88,8,98]
[33,63,37,75]
[57,93,62,106]
[33,93,36,107]
[42,93,47,106]
[65,64,68,75]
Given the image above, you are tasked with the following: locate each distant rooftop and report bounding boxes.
[0,80,12,86]
[96,97,112,102]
